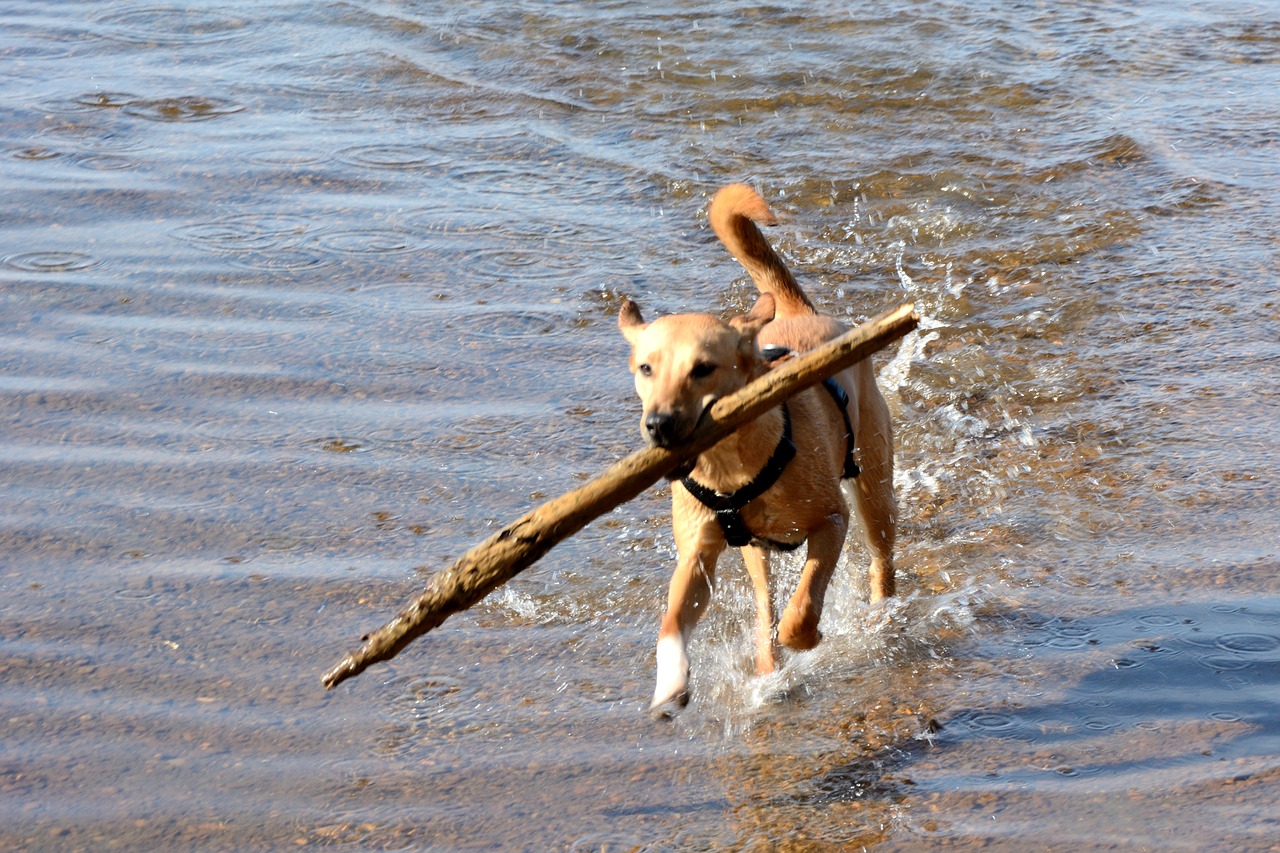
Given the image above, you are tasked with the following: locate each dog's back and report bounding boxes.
[709,182,897,601]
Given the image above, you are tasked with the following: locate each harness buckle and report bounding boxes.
[715,508,755,547]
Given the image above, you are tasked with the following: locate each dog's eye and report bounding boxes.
[637,363,653,377]
[690,362,716,379]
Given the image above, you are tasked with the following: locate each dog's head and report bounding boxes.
[617,293,775,447]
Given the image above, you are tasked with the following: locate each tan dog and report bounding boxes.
[618,184,897,716]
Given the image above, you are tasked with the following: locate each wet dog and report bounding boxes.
[618,184,897,716]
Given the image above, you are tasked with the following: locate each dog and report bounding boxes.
[618,184,897,716]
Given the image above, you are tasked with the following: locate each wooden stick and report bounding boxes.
[322,302,918,689]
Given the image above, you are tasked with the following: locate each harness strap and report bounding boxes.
[818,377,861,480]
[681,404,799,550]
[761,345,860,480]
[680,346,860,551]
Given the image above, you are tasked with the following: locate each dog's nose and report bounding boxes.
[644,412,679,448]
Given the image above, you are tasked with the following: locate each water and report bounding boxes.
[2,0,1278,849]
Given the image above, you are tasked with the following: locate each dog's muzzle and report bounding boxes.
[644,411,681,448]
[644,398,715,449]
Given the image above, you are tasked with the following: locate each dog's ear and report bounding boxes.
[618,299,648,345]
[729,293,775,342]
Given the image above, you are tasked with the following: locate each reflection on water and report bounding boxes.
[1,0,1278,850]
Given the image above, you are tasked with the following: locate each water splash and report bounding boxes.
[878,311,944,400]
[675,549,1000,739]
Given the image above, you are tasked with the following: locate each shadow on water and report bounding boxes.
[892,597,1280,851]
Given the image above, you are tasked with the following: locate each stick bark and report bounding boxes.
[322,302,918,690]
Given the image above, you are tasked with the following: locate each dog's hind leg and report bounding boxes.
[853,387,897,601]
[741,545,779,675]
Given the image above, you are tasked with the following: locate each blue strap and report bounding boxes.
[762,345,860,480]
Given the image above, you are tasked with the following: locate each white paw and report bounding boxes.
[650,634,690,716]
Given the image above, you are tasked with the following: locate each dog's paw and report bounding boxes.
[778,620,823,652]
[648,689,689,721]
[651,634,690,716]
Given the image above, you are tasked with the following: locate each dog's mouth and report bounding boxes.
[680,397,718,445]
[664,457,698,481]
[643,396,717,448]
[644,398,715,478]
[662,398,716,479]
[689,395,716,433]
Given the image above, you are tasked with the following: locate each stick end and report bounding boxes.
[321,655,362,691]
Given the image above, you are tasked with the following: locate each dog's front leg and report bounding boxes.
[777,512,848,651]
[741,545,779,676]
[652,529,724,715]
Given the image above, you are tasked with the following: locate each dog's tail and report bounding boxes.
[709,184,816,318]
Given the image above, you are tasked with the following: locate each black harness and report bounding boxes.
[681,403,802,551]
[681,347,859,550]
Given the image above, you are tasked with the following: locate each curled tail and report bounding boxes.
[709,184,816,317]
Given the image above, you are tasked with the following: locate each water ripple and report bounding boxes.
[120,96,245,123]
[173,213,314,250]
[229,248,333,273]
[1214,633,1280,655]
[9,146,62,162]
[314,228,420,255]
[463,245,581,281]
[68,91,140,111]
[95,6,250,46]
[443,307,579,340]
[311,437,374,454]
[964,711,1017,733]
[176,215,428,266]
[56,91,244,122]
[244,148,330,168]
[74,153,137,171]
[337,143,451,172]
[3,251,99,273]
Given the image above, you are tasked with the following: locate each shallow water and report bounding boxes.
[2,0,1278,850]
